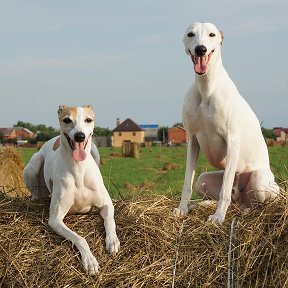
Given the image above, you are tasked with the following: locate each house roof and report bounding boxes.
[0,127,34,135]
[169,126,186,132]
[139,124,159,129]
[113,118,144,132]
[273,127,288,137]
[14,127,34,134]
[0,128,14,135]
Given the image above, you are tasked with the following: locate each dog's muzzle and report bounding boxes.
[64,132,91,161]
[190,45,214,75]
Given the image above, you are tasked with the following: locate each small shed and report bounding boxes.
[168,126,187,145]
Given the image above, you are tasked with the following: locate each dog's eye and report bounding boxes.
[209,33,216,37]
[85,118,93,123]
[63,118,72,124]
[187,32,195,38]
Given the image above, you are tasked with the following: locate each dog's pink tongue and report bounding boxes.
[194,56,207,74]
[72,142,87,161]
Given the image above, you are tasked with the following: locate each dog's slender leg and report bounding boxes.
[99,199,120,254]
[23,152,45,200]
[48,191,99,275]
[91,143,100,166]
[174,135,200,215]
[208,136,240,224]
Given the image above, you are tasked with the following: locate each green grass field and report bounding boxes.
[18,146,288,200]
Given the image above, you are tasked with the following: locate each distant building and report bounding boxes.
[112,118,145,147]
[0,127,34,141]
[139,124,159,141]
[273,127,288,142]
[168,126,187,145]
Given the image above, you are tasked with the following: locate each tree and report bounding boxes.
[36,130,59,142]
[93,127,112,137]
[261,128,276,140]
[14,121,37,133]
[173,122,184,127]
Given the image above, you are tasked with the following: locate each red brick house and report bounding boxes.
[273,127,288,142]
[168,126,187,145]
[16,127,34,139]
[0,127,34,141]
[0,128,17,140]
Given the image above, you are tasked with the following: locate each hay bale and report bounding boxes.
[0,147,30,197]
[122,142,139,158]
[0,189,288,287]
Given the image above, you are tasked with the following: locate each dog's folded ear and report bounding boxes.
[220,31,224,44]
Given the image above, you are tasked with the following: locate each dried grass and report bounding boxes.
[0,147,30,197]
[0,149,287,287]
[124,181,156,192]
[162,162,181,171]
[1,186,288,287]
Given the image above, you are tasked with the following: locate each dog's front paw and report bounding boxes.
[173,205,189,216]
[207,213,224,225]
[106,234,120,255]
[82,252,99,275]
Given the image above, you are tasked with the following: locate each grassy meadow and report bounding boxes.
[17,146,288,200]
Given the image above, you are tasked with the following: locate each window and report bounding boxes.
[132,132,136,136]
[119,132,122,136]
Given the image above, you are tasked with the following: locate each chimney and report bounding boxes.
[116,118,120,127]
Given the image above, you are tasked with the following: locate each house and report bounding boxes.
[0,128,17,140]
[273,127,288,143]
[14,127,34,140]
[139,124,159,141]
[168,126,187,145]
[0,127,34,141]
[112,118,145,147]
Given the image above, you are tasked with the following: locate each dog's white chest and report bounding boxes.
[68,170,105,214]
[188,99,228,168]
[68,187,95,214]
[187,95,225,132]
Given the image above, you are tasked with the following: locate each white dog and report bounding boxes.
[23,105,120,274]
[174,22,279,224]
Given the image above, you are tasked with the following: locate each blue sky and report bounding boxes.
[0,0,287,129]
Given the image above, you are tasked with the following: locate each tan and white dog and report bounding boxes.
[174,22,279,224]
[23,105,120,274]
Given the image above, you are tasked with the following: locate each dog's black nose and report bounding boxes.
[195,45,207,56]
[74,132,85,142]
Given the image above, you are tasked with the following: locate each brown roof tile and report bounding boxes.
[112,118,143,132]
